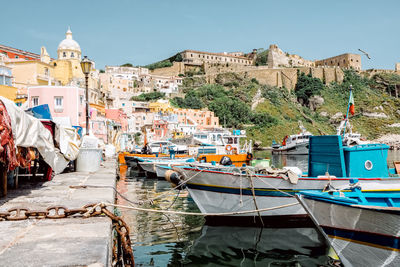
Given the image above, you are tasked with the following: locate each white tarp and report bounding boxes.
[55,125,81,161]
[0,96,69,174]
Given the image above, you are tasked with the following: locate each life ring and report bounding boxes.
[246,153,253,161]
[225,145,233,151]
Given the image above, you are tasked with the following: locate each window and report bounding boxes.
[71,52,74,57]
[54,96,63,112]
[15,55,19,59]
[80,95,84,105]
[63,52,66,57]
[32,97,39,107]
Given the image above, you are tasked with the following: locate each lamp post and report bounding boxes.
[80,56,92,135]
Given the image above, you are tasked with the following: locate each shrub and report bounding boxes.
[295,72,325,105]
[131,92,165,101]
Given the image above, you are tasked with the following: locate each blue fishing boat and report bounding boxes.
[296,185,400,266]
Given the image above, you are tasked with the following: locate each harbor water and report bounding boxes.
[117,151,400,266]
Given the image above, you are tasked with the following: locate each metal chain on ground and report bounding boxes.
[0,203,134,267]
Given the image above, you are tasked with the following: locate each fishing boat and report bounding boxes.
[296,185,400,266]
[272,122,312,155]
[137,157,195,177]
[165,135,400,223]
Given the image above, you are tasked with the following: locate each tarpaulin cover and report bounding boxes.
[55,124,81,161]
[0,96,69,174]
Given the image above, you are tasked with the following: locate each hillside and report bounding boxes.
[171,70,400,146]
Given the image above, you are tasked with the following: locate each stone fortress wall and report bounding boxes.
[148,44,397,91]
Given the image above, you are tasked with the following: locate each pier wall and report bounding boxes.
[0,160,117,266]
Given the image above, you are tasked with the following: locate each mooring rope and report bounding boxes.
[103,202,299,216]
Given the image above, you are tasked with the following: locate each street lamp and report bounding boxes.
[80,56,92,135]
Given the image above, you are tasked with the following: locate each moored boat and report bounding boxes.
[272,122,312,155]
[296,186,400,267]
[166,135,400,223]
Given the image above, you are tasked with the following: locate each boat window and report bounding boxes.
[227,137,233,144]
[234,137,238,144]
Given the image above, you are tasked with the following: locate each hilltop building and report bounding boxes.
[180,49,256,66]
[315,54,361,70]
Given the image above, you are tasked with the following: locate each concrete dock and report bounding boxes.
[0,159,117,266]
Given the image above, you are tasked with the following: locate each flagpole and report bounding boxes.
[342,85,353,137]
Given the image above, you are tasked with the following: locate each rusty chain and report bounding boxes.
[0,203,134,267]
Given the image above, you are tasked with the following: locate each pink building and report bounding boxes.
[106,108,128,132]
[28,86,85,126]
[152,120,168,140]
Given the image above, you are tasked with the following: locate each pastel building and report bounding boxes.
[28,86,85,126]
[151,75,182,96]
[173,108,219,129]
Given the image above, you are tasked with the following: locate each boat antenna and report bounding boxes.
[342,85,353,137]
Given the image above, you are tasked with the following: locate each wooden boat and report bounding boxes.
[166,135,400,222]
[296,186,400,266]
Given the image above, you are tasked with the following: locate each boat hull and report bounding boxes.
[297,195,400,267]
[181,168,400,218]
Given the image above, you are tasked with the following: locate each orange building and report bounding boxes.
[0,44,41,61]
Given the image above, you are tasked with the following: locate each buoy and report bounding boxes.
[165,170,185,189]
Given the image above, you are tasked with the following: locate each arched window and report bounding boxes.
[71,52,74,58]
[63,52,66,57]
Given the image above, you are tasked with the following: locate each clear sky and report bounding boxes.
[2,0,400,70]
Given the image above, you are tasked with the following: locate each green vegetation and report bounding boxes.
[255,49,269,66]
[131,92,165,102]
[175,70,400,146]
[294,71,325,105]
[121,63,133,67]
[144,60,173,70]
[171,83,277,128]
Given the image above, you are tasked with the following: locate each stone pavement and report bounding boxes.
[0,159,117,267]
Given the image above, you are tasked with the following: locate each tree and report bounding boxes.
[295,72,324,105]
[121,63,133,67]
[131,92,165,102]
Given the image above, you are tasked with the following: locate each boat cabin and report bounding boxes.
[308,135,390,178]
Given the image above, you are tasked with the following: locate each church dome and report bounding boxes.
[57,27,81,60]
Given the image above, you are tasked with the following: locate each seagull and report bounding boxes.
[358,49,371,59]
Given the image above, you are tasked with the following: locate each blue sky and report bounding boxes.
[2,0,400,70]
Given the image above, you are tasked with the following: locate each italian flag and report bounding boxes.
[349,91,355,115]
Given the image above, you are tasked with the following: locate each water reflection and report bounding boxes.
[183,225,331,266]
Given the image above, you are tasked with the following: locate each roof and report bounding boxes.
[0,44,40,59]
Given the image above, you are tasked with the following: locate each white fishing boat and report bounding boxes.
[166,135,400,222]
[272,122,312,155]
[138,157,195,176]
[133,140,188,154]
[297,187,400,267]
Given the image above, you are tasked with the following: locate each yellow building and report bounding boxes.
[5,59,56,97]
[148,99,173,113]
[52,27,85,85]
[0,85,18,102]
